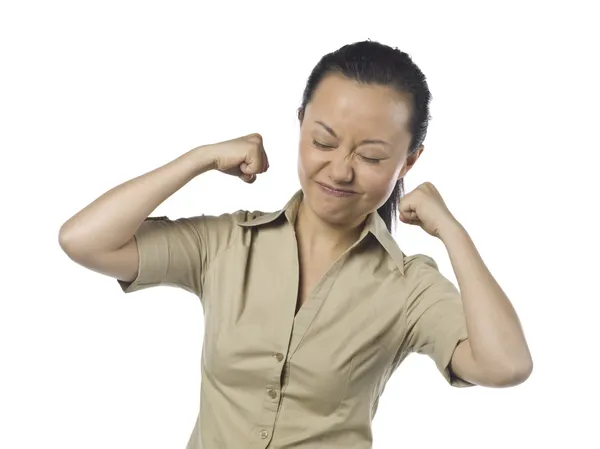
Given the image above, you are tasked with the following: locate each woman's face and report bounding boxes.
[298,73,422,227]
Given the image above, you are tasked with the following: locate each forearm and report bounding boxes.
[439,221,533,373]
[59,145,216,255]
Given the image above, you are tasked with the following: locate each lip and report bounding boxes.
[317,182,357,197]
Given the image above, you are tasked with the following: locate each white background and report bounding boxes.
[2,1,599,448]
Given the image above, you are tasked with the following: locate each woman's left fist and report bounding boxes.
[398,182,460,238]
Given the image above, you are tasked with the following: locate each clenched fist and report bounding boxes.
[205,133,270,183]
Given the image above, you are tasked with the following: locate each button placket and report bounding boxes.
[288,260,345,358]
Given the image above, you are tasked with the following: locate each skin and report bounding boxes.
[295,73,423,253]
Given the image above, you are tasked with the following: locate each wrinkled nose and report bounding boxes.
[329,152,354,184]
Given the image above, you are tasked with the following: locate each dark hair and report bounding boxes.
[297,40,432,233]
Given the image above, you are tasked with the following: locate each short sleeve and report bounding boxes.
[117,212,242,298]
[403,254,474,388]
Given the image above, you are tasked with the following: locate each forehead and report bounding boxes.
[305,73,412,139]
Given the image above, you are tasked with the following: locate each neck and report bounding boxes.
[294,199,366,255]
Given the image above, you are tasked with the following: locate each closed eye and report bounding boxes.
[313,140,334,149]
[313,140,382,164]
[360,155,381,164]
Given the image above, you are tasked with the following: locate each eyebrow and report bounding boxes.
[315,120,391,147]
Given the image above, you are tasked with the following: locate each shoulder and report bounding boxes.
[171,208,276,230]
[402,253,441,275]
[401,253,457,302]
[187,207,284,247]
[141,204,283,238]
[135,208,271,246]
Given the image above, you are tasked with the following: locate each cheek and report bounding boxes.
[360,167,399,198]
[297,142,309,172]
[298,142,323,175]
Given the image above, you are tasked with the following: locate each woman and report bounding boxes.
[59,40,533,448]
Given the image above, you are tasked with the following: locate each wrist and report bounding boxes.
[437,218,467,243]
[188,144,218,175]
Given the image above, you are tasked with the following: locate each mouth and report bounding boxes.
[316,182,357,197]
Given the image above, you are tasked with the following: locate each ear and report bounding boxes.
[297,107,304,123]
[398,145,425,180]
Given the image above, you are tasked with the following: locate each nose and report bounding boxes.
[329,151,354,184]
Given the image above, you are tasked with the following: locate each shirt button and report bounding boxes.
[268,389,278,399]
[273,352,284,362]
[260,430,268,439]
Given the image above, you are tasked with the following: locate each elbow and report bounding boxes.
[58,225,72,253]
[490,358,533,388]
[58,224,86,259]
[58,224,74,253]
[514,358,534,384]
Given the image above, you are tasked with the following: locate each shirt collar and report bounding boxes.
[237,189,405,274]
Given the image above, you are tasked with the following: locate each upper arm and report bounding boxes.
[451,338,533,388]
[62,210,246,299]
[403,254,474,388]
[449,339,503,387]
[449,339,480,386]
[62,233,140,284]
[116,212,245,298]
[116,216,208,296]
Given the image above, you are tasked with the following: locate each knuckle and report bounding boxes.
[247,133,262,144]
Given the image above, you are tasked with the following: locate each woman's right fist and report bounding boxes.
[206,133,269,183]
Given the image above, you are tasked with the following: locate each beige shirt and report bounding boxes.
[119,189,473,449]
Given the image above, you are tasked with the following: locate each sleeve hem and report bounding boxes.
[117,228,168,294]
[439,331,475,388]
